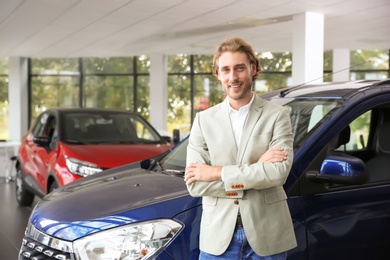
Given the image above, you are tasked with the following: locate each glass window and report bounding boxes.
[336,111,371,151]
[284,99,341,148]
[32,112,49,136]
[193,75,224,113]
[63,112,162,143]
[323,50,333,82]
[31,76,80,122]
[351,50,389,70]
[131,116,160,141]
[323,50,333,71]
[83,76,134,110]
[0,58,8,74]
[24,50,390,144]
[160,137,188,170]
[258,52,292,72]
[254,74,292,94]
[256,52,293,91]
[0,58,8,140]
[167,74,191,136]
[136,75,150,120]
[168,55,191,73]
[137,55,150,74]
[193,55,213,73]
[350,71,388,80]
[83,57,133,74]
[31,58,79,75]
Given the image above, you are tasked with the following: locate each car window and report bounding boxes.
[336,110,371,152]
[296,102,390,196]
[47,116,57,145]
[130,117,160,141]
[32,112,49,136]
[285,99,340,149]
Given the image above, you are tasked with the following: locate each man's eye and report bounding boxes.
[237,66,245,71]
[221,68,229,73]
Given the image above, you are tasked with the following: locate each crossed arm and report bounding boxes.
[184,147,287,185]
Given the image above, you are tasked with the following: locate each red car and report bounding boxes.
[15,108,173,206]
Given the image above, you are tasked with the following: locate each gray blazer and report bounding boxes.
[186,94,297,256]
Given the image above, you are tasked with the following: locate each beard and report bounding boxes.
[226,80,253,101]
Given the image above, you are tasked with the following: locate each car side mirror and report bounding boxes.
[33,136,50,147]
[306,155,368,185]
[172,129,180,145]
[162,136,172,143]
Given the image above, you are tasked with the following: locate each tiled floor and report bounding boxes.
[0,178,39,259]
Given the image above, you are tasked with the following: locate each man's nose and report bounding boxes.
[229,70,238,80]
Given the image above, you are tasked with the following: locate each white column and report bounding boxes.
[8,57,28,142]
[292,12,324,85]
[332,49,350,82]
[149,53,168,132]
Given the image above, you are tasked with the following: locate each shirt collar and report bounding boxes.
[225,92,255,113]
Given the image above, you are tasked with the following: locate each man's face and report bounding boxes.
[217,51,255,104]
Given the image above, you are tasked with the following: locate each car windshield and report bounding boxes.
[62,112,163,144]
[159,139,188,171]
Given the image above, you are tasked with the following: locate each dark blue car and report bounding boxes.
[19,79,390,260]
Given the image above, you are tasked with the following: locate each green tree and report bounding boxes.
[323,50,333,82]
[351,50,389,70]
[350,50,389,80]
[257,52,292,92]
[136,56,151,120]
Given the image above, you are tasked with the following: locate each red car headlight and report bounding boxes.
[65,157,103,177]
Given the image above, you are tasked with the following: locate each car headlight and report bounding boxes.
[73,219,183,260]
[66,157,103,177]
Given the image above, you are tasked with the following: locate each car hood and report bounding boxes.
[29,164,195,241]
[61,142,172,168]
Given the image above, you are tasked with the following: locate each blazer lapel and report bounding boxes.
[237,95,264,161]
[216,102,238,159]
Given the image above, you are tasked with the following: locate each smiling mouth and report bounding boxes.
[229,82,241,88]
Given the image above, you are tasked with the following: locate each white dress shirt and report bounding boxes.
[221,92,255,181]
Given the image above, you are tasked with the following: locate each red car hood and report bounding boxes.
[60,142,171,169]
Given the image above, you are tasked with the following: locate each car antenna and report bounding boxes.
[279,59,372,98]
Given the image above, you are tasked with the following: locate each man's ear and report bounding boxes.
[215,70,221,81]
[251,63,257,76]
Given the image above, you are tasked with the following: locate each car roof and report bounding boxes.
[261,79,390,100]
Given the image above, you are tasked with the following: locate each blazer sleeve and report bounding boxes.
[223,106,294,192]
[186,112,243,198]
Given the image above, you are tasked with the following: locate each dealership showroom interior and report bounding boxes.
[1,0,390,259]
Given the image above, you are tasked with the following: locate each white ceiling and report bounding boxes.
[1,0,389,58]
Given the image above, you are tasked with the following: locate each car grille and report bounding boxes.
[19,237,74,260]
[19,224,75,260]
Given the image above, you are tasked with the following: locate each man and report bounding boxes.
[184,37,297,259]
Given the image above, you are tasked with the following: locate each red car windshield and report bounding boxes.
[62,112,164,144]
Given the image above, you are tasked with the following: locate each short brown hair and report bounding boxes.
[212,37,261,81]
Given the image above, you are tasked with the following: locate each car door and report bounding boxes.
[22,112,48,190]
[296,99,390,259]
[31,112,58,193]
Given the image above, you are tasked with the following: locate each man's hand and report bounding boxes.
[184,163,222,185]
[258,147,287,163]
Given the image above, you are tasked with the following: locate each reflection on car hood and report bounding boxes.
[29,165,194,240]
[61,142,172,168]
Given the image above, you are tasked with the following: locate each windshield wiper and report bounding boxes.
[65,140,91,145]
[156,162,185,176]
[156,161,164,172]
[107,141,137,144]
